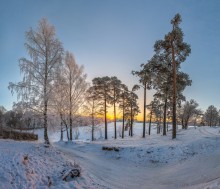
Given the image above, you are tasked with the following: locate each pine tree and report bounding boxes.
[132,63,153,138]
[146,98,161,135]
[150,53,191,136]
[118,84,128,139]
[150,55,172,136]
[92,77,111,139]
[122,89,139,137]
[154,14,191,139]
[128,90,139,137]
[109,76,122,139]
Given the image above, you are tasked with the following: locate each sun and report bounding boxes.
[106,113,115,121]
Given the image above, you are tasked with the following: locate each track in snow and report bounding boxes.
[54,130,220,189]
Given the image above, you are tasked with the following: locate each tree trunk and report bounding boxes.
[92,99,95,141]
[104,95,107,140]
[69,118,72,140]
[163,97,167,136]
[149,109,153,135]
[159,107,162,134]
[181,116,184,129]
[114,89,117,139]
[143,83,147,138]
[122,93,125,139]
[60,114,69,141]
[193,115,198,126]
[171,40,177,139]
[92,119,94,141]
[157,121,159,134]
[69,115,72,140]
[66,125,69,140]
[60,121,63,141]
[130,102,133,137]
[43,103,49,145]
[185,116,190,129]
[43,57,50,145]
[69,77,73,141]
[129,124,131,136]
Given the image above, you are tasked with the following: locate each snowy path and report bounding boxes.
[55,143,154,189]
[54,127,220,189]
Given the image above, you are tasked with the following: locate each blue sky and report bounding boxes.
[1,0,220,113]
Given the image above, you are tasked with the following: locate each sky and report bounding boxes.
[1,0,220,117]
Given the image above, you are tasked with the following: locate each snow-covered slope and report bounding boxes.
[0,140,98,189]
[1,123,220,189]
[54,124,220,189]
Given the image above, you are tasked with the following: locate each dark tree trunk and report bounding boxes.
[163,97,167,136]
[130,103,133,137]
[66,125,69,141]
[185,116,190,129]
[149,109,153,135]
[92,120,94,141]
[104,95,107,140]
[60,121,63,141]
[181,117,184,129]
[114,89,117,139]
[92,99,95,141]
[69,116,72,140]
[143,83,147,138]
[171,40,177,139]
[122,94,125,139]
[69,119,72,140]
[157,122,160,134]
[64,123,69,140]
[159,108,162,134]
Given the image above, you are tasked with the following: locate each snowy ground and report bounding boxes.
[53,125,220,189]
[1,123,220,188]
[0,140,99,189]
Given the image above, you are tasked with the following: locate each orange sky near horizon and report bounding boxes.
[105,106,147,122]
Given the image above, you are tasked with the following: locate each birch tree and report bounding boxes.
[204,105,219,127]
[62,51,88,141]
[8,18,63,145]
[52,74,69,141]
[85,87,103,141]
[179,99,199,129]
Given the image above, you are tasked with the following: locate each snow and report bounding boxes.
[1,123,220,188]
[0,140,98,189]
